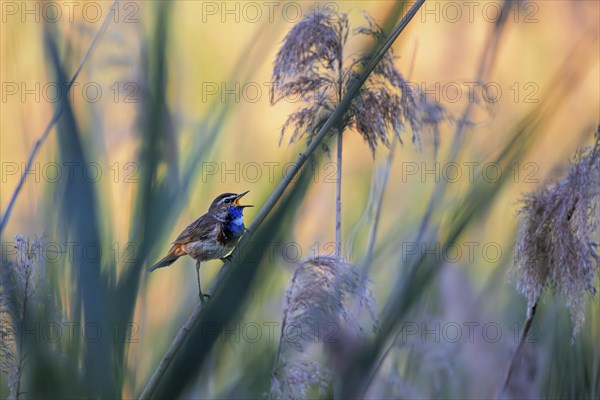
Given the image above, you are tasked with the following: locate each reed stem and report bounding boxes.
[335,129,343,257]
[499,301,538,397]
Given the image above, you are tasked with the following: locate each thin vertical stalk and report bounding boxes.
[335,33,344,258]
[335,130,343,257]
[363,136,398,269]
[411,0,513,248]
[363,40,418,269]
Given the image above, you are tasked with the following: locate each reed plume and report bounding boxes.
[1,235,47,400]
[513,126,600,338]
[270,256,377,398]
[502,125,600,394]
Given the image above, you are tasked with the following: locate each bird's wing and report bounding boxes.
[172,214,219,244]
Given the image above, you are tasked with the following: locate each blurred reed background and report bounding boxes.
[0,1,598,399]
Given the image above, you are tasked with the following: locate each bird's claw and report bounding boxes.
[199,293,211,304]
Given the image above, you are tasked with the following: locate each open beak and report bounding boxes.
[234,190,253,207]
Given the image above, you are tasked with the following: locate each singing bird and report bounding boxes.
[147,191,253,302]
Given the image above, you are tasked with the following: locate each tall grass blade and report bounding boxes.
[44,28,115,398]
[0,0,120,235]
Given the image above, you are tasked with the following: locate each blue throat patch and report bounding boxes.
[226,206,245,236]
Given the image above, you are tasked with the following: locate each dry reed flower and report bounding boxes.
[512,127,600,338]
[1,235,47,400]
[271,256,377,398]
[271,11,446,156]
[0,298,19,400]
[280,256,377,350]
[270,360,332,400]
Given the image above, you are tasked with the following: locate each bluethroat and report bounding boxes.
[148,191,253,302]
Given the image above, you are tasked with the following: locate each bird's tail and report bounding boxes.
[147,245,185,272]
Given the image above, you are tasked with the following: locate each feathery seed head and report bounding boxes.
[271,256,377,397]
[1,234,47,400]
[270,360,332,400]
[512,127,600,338]
[271,11,447,156]
[280,256,377,351]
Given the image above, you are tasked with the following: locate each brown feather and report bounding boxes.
[172,213,220,244]
[147,243,186,272]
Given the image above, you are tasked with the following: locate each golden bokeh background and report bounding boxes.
[1,1,598,398]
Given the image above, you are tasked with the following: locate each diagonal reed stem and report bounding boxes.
[0,0,120,235]
[139,2,424,398]
[499,301,538,397]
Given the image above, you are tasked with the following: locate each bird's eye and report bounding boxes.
[224,199,231,204]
